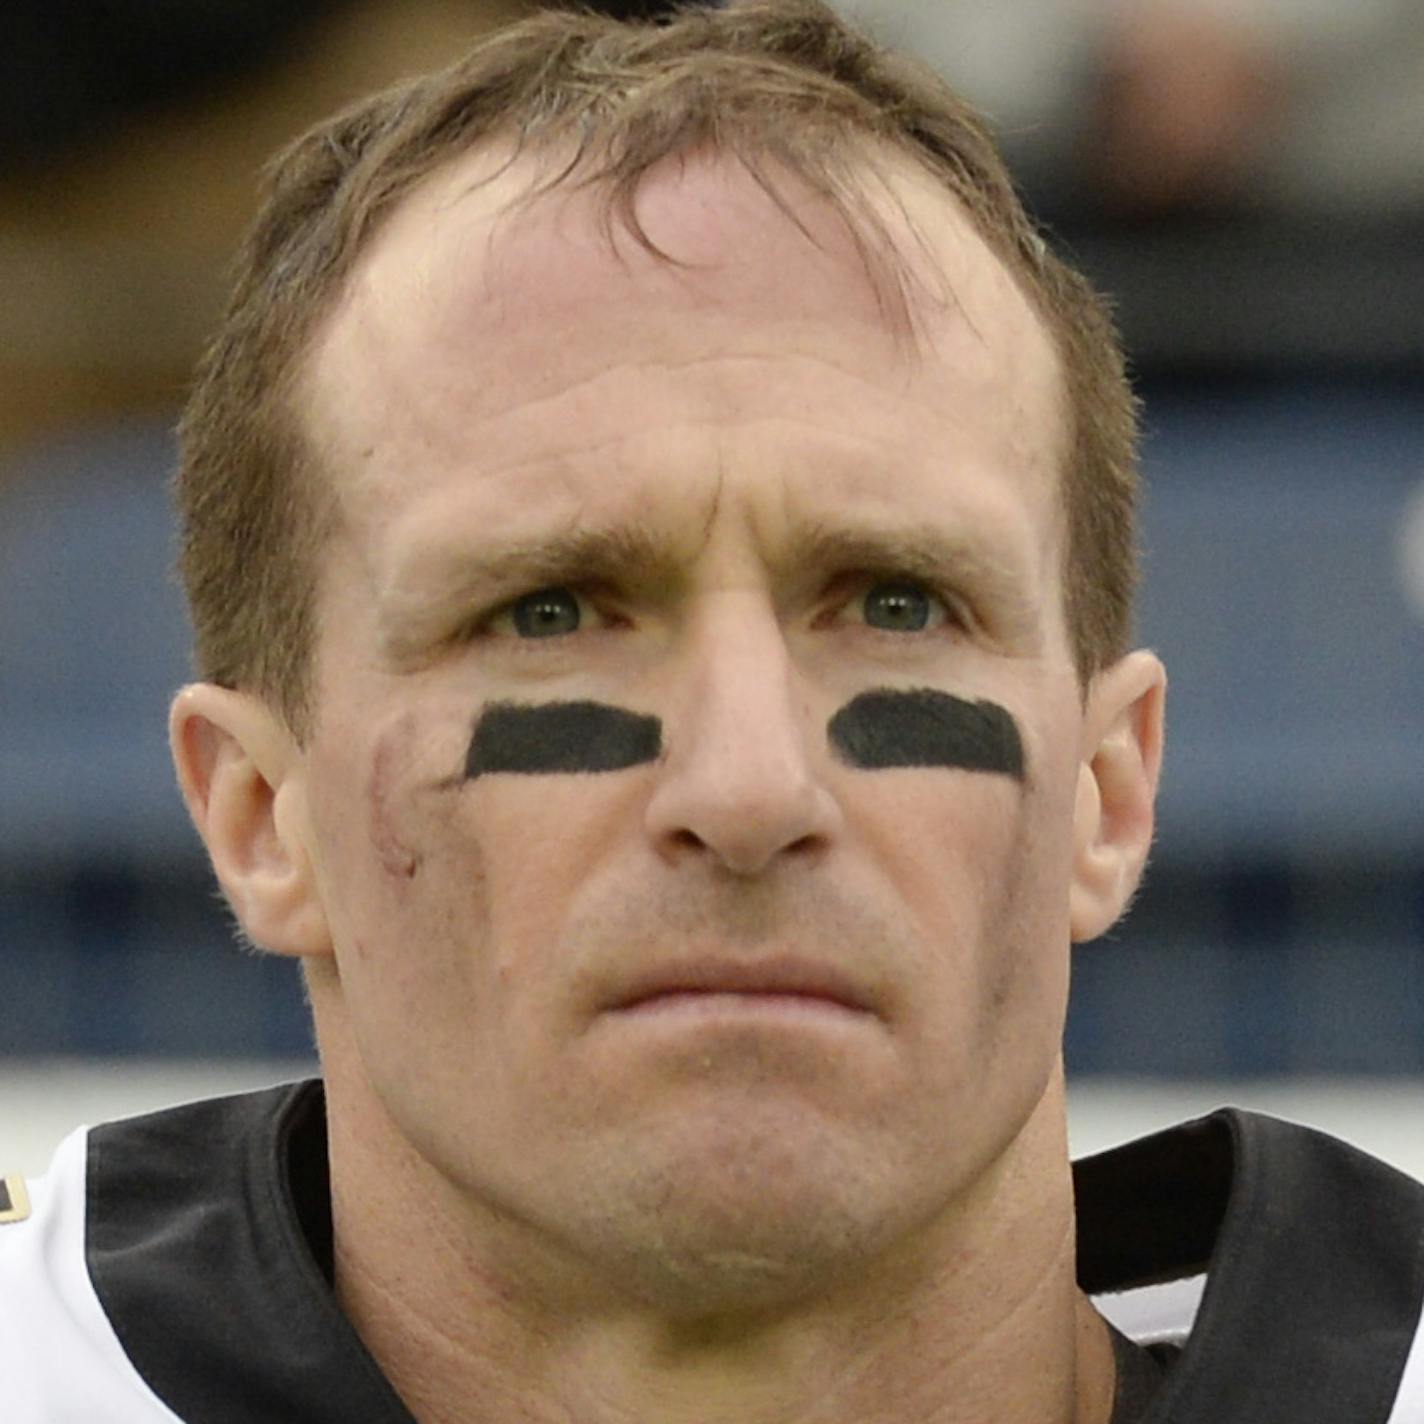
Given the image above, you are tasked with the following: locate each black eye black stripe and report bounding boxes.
[466,701,662,777]
[827,688,1024,779]
[464,689,1023,781]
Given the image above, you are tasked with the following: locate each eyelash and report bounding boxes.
[471,574,965,647]
[472,583,621,646]
[818,574,964,637]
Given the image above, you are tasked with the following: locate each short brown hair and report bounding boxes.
[177,0,1139,739]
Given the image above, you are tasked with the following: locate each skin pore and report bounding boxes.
[171,138,1164,1424]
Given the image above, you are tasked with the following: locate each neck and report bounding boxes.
[320,1053,1115,1424]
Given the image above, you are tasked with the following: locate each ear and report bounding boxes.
[169,684,332,959]
[1069,651,1167,943]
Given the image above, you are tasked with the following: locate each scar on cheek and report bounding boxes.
[465,701,663,778]
[369,734,423,879]
[828,688,1025,780]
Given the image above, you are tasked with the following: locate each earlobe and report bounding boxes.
[169,684,332,959]
[1069,651,1166,943]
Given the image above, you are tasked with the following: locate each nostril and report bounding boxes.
[652,802,834,878]
[642,679,842,873]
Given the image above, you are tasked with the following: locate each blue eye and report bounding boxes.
[863,580,932,632]
[511,587,581,638]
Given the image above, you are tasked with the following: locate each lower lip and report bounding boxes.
[614,991,869,1021]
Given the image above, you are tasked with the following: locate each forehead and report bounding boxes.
[301,138,1065,577]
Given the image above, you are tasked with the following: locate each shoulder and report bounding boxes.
[0,1082,318,1424]
[1080,1107,1424,1423]
[0,1126,184,1422]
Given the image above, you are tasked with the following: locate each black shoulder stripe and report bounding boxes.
[1077,1108,1424,1424]
[86,1081,416,1424]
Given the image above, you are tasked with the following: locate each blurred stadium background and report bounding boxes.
[2,0,1421,1176]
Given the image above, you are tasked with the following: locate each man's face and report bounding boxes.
[295,144,1091,1309]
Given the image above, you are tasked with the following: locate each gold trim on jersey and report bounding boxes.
[0,1173,32,1224]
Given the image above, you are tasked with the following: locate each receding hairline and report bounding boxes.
[176,1,1135,745]
[292,125,1073,514]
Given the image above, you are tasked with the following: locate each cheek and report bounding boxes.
[464,773,645,973]
[317,708,638,1007]
[368,725,425,880]
[862,771,1074,1018]
[967,770,1081,1086]
[309,713,489,982]
[862,778,1021,937]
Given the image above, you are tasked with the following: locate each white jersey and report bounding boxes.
[2,1081,1422,1422]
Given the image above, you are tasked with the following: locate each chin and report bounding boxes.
[602,1206,888,1322]
[563,1122,937,1319]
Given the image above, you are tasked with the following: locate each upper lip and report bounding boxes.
[607,954,877,1014]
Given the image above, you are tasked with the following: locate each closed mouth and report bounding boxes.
[607,955,875,1017]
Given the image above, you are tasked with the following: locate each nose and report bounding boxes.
[643,594,843,876]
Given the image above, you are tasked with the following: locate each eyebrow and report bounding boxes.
[379,513,1033,665]
[378,523,681,663]
[781,519,1029,606]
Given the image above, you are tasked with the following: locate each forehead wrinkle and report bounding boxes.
[328,153,1022,414]
[321,338,935,497]
[308,154,1059,491]
[364,378,1053,612]
[329,344,1024,571]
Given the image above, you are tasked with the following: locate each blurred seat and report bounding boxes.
[0,418,199,873]
[1135,381,1424,867]
[0,420,315,1057]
